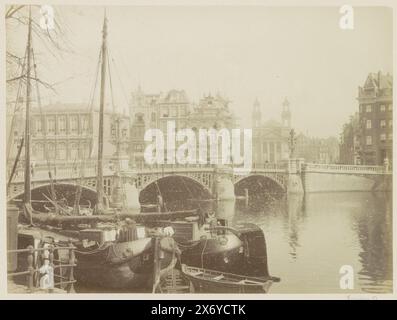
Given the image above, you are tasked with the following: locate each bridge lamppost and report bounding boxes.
[288,128,297,159]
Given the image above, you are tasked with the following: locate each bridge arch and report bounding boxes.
[234,174,286,195]
[8,182,109,210]
[139,174,213,205]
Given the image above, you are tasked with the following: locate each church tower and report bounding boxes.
[281,97,291,127]
[252,99,262,128]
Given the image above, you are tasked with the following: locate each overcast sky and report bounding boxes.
[6,5,393,137]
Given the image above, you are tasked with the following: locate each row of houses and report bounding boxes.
[339,71,393,166]
[7,86,345,172]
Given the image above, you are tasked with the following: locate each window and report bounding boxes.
[58,143,67,159]
[151,112,156,122]
[47,117,55,134]
[366,119,372,129]
[70,116,78,134]
[380,105,386,112]
[81,115,89,133]
[366,135,372,145]
[380,133,386,141]
[170,106,178,117]
[388,104,393,111]
[389,133,393,140]
[179,106,187,117]
[36,118,43,134]
[366,105,372,113]
[389,120,393,128]
[380,120,386,128]
[59,116,66,134]
[70,143,79,160]
[36,143,44,160]
[47,143,56,159]
[80,142,88,158]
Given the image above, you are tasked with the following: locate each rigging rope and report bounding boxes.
[32,49,58,209]
[73,49,103,213]
[108,48,130,110]
[6,46,28,171]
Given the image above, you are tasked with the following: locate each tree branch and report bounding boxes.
[5,5,25,19]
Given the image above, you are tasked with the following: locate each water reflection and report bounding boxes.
[231,192,393,293]
[353,192,393,293]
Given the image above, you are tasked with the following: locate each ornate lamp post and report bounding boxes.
[288,128,297,158]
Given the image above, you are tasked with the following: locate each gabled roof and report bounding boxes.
[363,72,393,90]
[359,71,393,99]
[160,89,189,104]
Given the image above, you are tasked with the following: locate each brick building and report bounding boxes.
[357,72,393,165]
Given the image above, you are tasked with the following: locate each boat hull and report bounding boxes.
[181,265,273,294]
[75,237,177,289]
[180,234,245,274]
[179,222,271,279]
[188,278,272,293]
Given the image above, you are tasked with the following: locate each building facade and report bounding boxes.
[295,134,339,164]
[187,94,237,130]
[252,98,291,164]
[357,72,393,165]
[129,89,238,166]
[129,113,146,168]
[339,113,361,164]
[7,103,129,171]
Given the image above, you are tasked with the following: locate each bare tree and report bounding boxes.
[6,5,73,91]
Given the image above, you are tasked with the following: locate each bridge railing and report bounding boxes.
[251,162,288,170]
[9,164,115,183]
[10,161,293,183]
[133,163,218,170]
[134,163,289,173]
[303,163,390,174]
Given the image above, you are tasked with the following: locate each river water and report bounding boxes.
[76,190,393,294]
[227,192,393,294]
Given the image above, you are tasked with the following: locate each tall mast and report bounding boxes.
[24,7,33,206]
[96,12,108,213]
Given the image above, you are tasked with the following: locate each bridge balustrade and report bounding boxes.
[303,163,390,174]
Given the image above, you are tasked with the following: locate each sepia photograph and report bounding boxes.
[2,2,394,297]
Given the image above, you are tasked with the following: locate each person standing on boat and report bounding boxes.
[30,161,35,178]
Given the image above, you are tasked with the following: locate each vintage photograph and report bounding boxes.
[4,4,393,295]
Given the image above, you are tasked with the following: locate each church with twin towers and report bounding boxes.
[252,98,292,165]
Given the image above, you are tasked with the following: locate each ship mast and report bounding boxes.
[96,12,108,213]
[23,7,33,208]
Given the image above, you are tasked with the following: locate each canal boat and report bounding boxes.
[181,264,278,293]
[72,223,179,289]
[153,215,274,279]
[7,10,182,291]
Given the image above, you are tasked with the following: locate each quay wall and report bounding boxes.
[302,172,392,193]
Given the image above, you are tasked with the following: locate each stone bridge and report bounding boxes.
[7,159,392,209]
